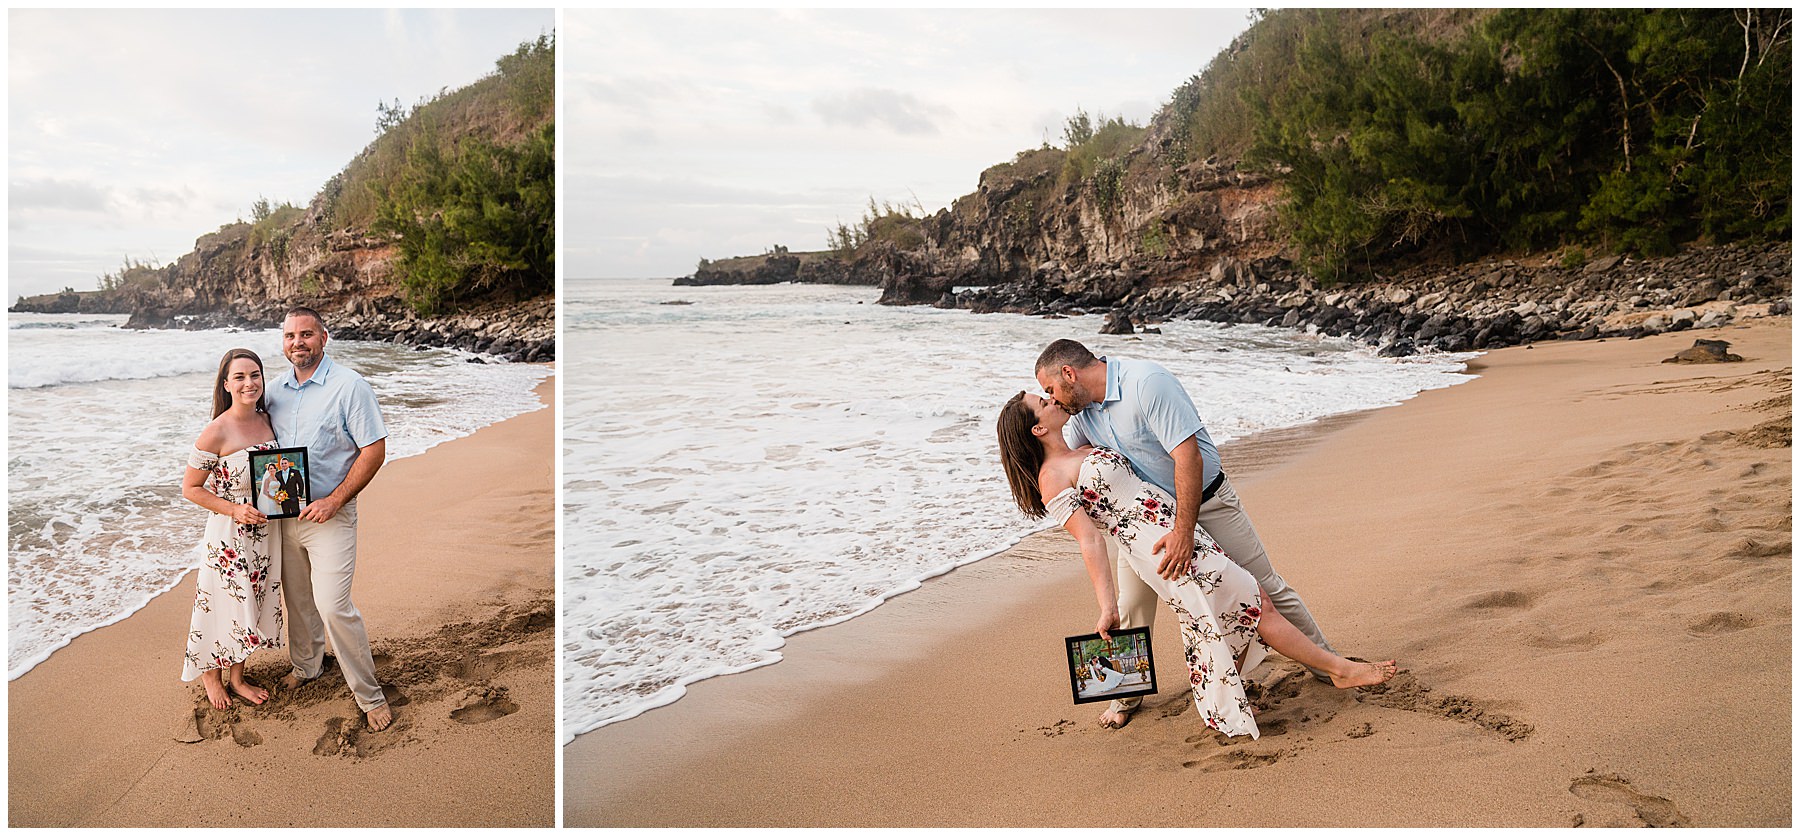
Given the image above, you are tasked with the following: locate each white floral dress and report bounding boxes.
[1051,447,1269,738]
[182,442,284,680]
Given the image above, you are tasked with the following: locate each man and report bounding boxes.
[265,306,393,731]
[1035,338,1335,729]
[278,457,306,517]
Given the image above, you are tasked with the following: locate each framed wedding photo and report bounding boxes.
[248,447,311,520]
[1065,627,1157,705]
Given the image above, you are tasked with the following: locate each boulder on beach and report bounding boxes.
[1662,339,1743,364]
[1099,310,1136,335]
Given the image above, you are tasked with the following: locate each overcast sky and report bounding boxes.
[8,8,554,300]
[564,8,1254,279]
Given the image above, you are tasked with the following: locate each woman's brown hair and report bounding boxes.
[212,348,268,418]
[996,391,1049,518]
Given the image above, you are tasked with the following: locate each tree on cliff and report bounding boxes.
[1227,8,1790,279]
[361,34,556,313]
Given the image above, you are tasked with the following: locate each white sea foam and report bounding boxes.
[6,313,551,679]
[561,278,1477,743]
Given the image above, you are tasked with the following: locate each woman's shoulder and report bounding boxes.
[193,415,228,454]
[1036,453,1079,502]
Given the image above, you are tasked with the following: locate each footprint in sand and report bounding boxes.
[450,686,520,725]
[1462,589,1535,611]
[1686,611,1758,636]
[1183,749,1288,772]
[1357,672,1533,741]
[1193,717,1290,747]
[1728,537,1790,560]
[184,703,264,748]
[313,716,362,757]
[1248,668,1306,707]
[454,650,523,681]
[1569,772,1692,827]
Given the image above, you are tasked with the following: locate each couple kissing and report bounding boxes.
[998,339,1396,739]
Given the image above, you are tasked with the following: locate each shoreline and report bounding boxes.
[565,321,1790,826]
[6,363,551,683]
[562,382,1447,743]
[8,377,557,828]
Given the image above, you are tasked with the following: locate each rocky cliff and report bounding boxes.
[679,10,1790,355]
[674,247,869,287]
[11,38,555,364]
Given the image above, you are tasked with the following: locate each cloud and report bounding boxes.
[810,88,951,136]
[9,178,112,213]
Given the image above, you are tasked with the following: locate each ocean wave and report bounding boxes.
[7,324,553,679]
[559,280,1476,740]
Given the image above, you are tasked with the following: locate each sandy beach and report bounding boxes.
[566,320,1791,827]
[8,378,556,828]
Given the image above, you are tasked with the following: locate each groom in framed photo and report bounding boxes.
[266,305,394,731]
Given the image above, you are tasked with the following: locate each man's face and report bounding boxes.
[282,314,328,372]
[1035,365,1089,415]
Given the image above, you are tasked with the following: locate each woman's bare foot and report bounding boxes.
[1329,659,1398,689]
[201,670,230,710]
[366,704,394,732]
[229,677,269,705]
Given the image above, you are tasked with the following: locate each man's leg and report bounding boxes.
[293,502,387,718]
[281,519,329,683]
[1198,478,1337,669]
[1105,535,1160,723]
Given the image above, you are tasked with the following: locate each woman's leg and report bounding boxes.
[200,667,230,709]
[227,662,269,704]
[1252,591,1396,688]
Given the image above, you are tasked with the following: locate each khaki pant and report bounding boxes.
[281,502,385,712]
[1110,477,1333,712]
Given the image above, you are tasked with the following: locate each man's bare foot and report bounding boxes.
[1098,701,1137,729]
[1329,659,1398,689]
[201,671,230,710]
[229,678,269,705]
[365,704,394,732]
[281,672,306,691]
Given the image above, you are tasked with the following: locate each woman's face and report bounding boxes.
[224,357,263,407]
[1026,393,1067,432]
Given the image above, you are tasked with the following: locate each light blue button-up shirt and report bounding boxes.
[265,353,387,498]
[1064,356,1221,497]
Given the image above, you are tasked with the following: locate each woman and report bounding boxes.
[1086,656,1126,692]
[258,462,283,518]
[998,392,1395,738]
[180,348,285,709]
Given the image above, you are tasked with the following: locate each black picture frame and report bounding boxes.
[247,446,311,520]
[1065,626,1157,705]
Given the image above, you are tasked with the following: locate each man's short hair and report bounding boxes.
[1035,339,1099,373]
[283,305,328,333]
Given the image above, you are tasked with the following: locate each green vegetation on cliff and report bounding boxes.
[328,35,556,313]
[1160,9,1790,279]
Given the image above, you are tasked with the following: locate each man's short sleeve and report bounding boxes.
[343,379,388,448]
[1136,371,1204,454]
